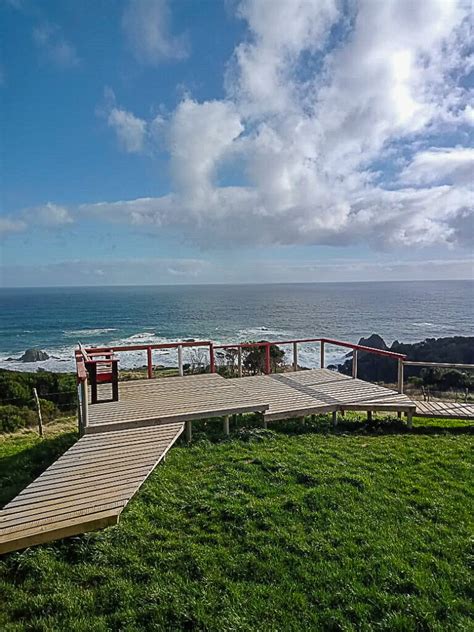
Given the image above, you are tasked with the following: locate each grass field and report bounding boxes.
[0,415,472,631]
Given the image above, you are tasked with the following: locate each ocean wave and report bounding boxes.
[237,327,292,339]
[63,328,118,337]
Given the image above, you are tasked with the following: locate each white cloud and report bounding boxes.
[33,23,80,69]
[21,0,474,252]
[122,0,189,65]
[0,203,74,239]
[400,147,474,186]
[2,256,473,287]
[0,217,27,236]
[107,107,147,153]
[30,203,74,227]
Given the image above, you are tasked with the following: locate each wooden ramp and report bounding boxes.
[415,400,474,420]
[239,369,415,421]
[0,374,269,554]
[0,423,183,554]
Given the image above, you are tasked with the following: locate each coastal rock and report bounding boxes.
[344,333,388,357]
[358,334,388,350]
[19,349,50,362]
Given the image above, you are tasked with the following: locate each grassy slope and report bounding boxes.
[0,416,472,632]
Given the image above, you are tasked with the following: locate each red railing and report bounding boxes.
[76,340,215,381]
[76,336,406,390]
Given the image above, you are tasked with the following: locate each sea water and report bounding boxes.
[0,280,472,373]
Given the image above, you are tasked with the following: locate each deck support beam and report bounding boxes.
[185,420,192,443]
[332,410,337,428]
[223,415,230,436]
[406,410,413,430]
[367,410,372,422]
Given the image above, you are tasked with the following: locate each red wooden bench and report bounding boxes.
[78,344,119,404]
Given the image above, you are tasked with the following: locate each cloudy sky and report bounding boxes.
[1,0,473,286]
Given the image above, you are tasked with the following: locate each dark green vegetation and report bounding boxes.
[338,335,474,392]
[0,370,77,433]
[0,415,472,631]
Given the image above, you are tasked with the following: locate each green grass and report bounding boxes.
[0,416,473,631]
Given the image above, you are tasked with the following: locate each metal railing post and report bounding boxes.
[352,349,358,379]
[178,345,184,377]
[320,340,325,369]
[398,358,404,394]
[147,347,153,379]
[293,342,298,371]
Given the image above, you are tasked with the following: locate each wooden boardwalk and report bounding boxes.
[415,400,474,419]
[0,423,183,555]
[1,370,417,554]
[239,369,415,421]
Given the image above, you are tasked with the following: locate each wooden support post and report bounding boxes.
[238,347,242,377]
[147,347,153,379]
[352,349,358,379]
[265,343,271,375]
[406,410,413,430]
[33,388,43,437]
[293,342,298,372]
[185,420,192,443]
[397,359,404,394]
[178,345,184,377]
[320,341,325,369]
[80,379,89,431]
[77,384,83,435]
[112,360,119,401]
[332,410,338,428]
[209,343,215,374]
[262,415,268,430]
[223,415,230,436]
[367,411,373,422]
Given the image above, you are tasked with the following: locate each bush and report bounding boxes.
[0,405,36,433]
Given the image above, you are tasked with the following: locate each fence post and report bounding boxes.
[293,342,298,371]
[320,341,325,369]
[265,343,271,374]
[178,345,184,377]
[398,359,404,394]
[238,347,242,377]
[33,388,43,437]
[352,349,358,379]
[147,347,153,379]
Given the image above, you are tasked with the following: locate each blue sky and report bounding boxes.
[1,0,473,286]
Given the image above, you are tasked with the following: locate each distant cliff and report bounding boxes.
[337,335,474,384]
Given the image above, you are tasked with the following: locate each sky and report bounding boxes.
[0,0,473,287]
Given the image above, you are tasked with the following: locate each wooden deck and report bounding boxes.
[415,400,474,419]
[87,373,269,433]
[239,369,415,421]
[0,423,183,555]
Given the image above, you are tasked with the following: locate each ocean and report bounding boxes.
[0,281,472,373]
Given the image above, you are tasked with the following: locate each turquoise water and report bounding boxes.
[0,281,472,372]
